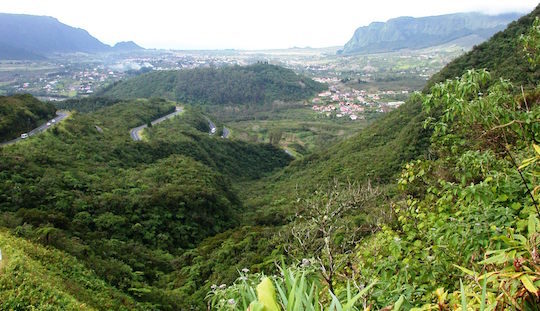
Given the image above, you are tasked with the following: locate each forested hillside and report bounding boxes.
[98,63,326,105]
[0,230,143,310]
[0,5,539,311]
[0,94,56,141]
[186,7,540,310]
[0,98,290,309]
[246,6,540,219]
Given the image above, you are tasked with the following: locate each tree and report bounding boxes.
[268,130,283,146]
[284,180,381,293]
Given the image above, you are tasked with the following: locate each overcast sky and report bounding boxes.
[0,0,537,50]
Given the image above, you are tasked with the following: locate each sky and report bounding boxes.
[0,0,537,50]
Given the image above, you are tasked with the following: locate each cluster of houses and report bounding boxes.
[7,53,250,99]
[12,64,128,98]
[311,87,405,120]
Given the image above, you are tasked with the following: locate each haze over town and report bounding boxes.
[0,0,537,49]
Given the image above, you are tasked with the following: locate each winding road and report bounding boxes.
[130,107,183,141]
[129,108,230,141]
[0,111,71,147]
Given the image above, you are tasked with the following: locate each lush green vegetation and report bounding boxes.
[0,94,56,141]
[0,98,290,309]
[1,6,539,311]
[53,96,122,113]
[208,265,376,310]
[144,108,291,180]
[215,17,540,309]
[180,8,540,310]
[0,229,143,310]
[98,63,326,106]
[204,103,373,157]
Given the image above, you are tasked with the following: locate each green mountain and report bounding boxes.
[278,8,540,199]
[98,63,326,105]
[341,12,522,54]
[0,94,56,141]
[1,5,539,311]
[174,5,540,309]
[0,98,290,309]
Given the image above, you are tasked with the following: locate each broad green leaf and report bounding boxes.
[256,278,280,311]
[520,275,538,294]
[460,279,468,311]
[453,264,476,276]
[479,252,508,265]
[393,295,405,311]
[528,214,538,238]
[480,277,487,311]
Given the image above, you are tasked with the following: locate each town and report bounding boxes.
[0,45,458,106]
[311,77,405,120]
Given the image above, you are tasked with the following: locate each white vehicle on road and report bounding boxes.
[21,133,28,139]
[47,122,51,126]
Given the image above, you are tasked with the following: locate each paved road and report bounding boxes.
[222,127,230,139]
[0,111,70,147]
[130,107,183,141]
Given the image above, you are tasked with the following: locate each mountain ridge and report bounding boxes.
[0,13,143,59]
[341,12,522,54]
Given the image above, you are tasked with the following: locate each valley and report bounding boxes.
[0,3,538,311]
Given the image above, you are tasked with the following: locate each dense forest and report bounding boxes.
[0,6,539,311]
[0,98,290,309]
[97,63,326,106]
[0,94,56,141]
[54,96,122,113]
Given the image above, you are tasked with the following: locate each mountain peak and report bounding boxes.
[0,13,140,59]
[113,41,144,51]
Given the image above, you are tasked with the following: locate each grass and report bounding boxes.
[0,229,141,310]
[224,107,373,156]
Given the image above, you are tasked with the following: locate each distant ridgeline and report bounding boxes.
[97,64,326,105]
[427,5,540,89]
[0,94,56,141]
[340,12,522,54]
[0,13,143,60]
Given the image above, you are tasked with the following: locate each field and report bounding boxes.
[216,105,374,156]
